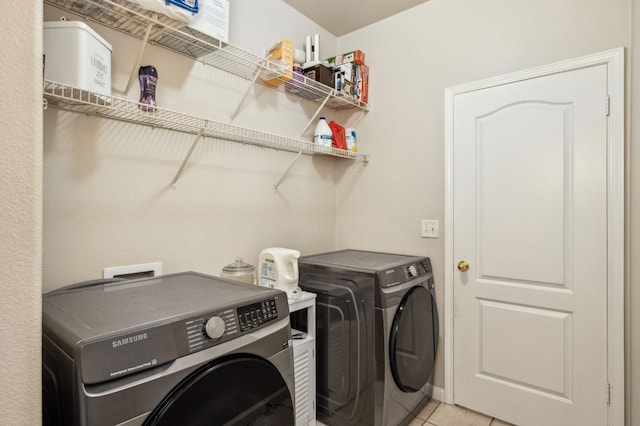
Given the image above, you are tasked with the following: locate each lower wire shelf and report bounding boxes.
[43,81,369,189]
[44,81,369,189]
[44,80,369,161]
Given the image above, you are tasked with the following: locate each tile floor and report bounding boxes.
[409,400,515,426]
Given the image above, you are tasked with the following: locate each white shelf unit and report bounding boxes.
[43,0,368,113]
[43,0,370,189]
[288,291,316,426]
[43,81,369,189]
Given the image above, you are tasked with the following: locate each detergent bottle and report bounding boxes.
[258,247,301,297]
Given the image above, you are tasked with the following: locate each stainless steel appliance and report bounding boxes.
[42,271,294,426]
[297,250,438,426]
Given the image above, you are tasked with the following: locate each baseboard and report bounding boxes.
[421,382,445,402]
[431,385,445,402]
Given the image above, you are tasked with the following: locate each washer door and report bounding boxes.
[144,355,294,426]
[389,285,438,392]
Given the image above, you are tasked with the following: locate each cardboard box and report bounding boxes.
[188,0,229,42]
[44,21,112,97]
[334,63,354,96]
[326,50,365,66]
[264,38,294,87]
[354,64,369,104]
[303,63,335,88]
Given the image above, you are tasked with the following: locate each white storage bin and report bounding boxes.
[44,21,112,97]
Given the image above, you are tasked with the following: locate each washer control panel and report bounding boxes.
[237,298,278,332]
[174,297,279,356]
[179,308,238,354]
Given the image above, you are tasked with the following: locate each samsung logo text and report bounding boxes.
[112,332,148,348]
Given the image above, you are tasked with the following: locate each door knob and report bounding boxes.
[457,260,470,272]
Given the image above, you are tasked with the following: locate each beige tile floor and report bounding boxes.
[409,400,515,426]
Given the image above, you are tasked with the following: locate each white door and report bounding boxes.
[449,62,612,426]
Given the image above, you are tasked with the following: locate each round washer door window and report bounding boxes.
[144,355,294,426]
[389,285,438,392]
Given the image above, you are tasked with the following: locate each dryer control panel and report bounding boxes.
[378,258,433,288]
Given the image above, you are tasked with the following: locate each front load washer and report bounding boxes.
[42,271,295,426]
[297,250,438,426]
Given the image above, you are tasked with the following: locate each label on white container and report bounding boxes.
[91,51,110,91]
[259,258,277,288]
[314,134,332,147]
[167,0,198,13]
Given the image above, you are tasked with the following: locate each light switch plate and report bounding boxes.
[421,220,439,238]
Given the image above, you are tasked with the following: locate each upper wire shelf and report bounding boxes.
[43,80,370,162]
[43,0,368,111]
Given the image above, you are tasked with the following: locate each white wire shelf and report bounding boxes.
[44,0,368,112]
[43,81,370,163]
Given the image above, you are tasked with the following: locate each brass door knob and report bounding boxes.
[457,260,470,272]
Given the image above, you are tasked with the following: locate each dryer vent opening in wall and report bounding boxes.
[103,262,162,280]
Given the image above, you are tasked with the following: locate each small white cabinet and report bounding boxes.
[288,291,316,426]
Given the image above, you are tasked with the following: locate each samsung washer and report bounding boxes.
[297,250,438,426]
[42,271,295,426]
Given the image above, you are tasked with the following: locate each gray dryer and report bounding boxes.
[297,249,438,426]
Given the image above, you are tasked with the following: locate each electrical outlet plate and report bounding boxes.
[421,220,439,238]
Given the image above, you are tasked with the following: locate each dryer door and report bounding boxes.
[389,285,438,392]
[144,355,294,426]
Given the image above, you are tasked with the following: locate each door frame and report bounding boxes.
[443,48,625,424]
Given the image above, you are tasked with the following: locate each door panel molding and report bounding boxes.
[444,48,624,425]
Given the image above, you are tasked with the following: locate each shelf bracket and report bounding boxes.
[300,92,332,136]
[124,20,154,95]
[170,125,207,189]
[273,151,304,193]
[230,64,263,122]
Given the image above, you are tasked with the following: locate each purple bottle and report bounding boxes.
[139,65,158,111]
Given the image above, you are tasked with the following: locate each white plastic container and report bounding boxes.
[258,247,300,296]
[346,128,357,152]
[313,117,333,152]
[189,0,229,42]
[44,21,112,97]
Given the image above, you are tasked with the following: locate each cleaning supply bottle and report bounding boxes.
[346,128,357,152]
[138,65,158,112]
[258,247,300,296]
[314,117,333,151]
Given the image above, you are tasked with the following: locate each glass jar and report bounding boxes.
[221,257,256,285]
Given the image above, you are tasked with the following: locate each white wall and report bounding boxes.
[230,0,336,59]
[0,0,42,424]
[42,0,345,290]
[335,0,630,394]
